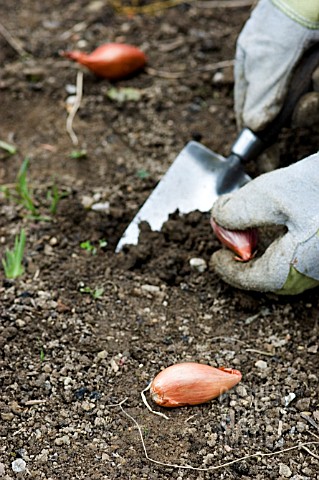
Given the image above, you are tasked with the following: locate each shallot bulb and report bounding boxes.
[150,362,242,407]
[211,218,258,262]
[61,43,147,80]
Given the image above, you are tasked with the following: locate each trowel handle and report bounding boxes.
[232,42,319,163]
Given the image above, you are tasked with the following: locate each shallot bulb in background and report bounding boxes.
[211,218,258,262]
[150,362,242,407]
[61,43,147,80]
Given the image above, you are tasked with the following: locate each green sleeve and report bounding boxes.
[271,0,319,28]
[276,266,319,295]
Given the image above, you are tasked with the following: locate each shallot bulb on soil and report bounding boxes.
[211,218,258,262]
[150,362,242,407]
[61,43,147,80]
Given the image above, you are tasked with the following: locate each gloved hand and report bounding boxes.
[210,153,319,295]
[235,0,319,131]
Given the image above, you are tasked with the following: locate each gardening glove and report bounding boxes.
[235,0,319,131]
[210,152,319,295]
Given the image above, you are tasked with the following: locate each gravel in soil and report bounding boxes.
[0,1,319,479]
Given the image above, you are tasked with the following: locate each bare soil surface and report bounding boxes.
[0,1,319,479]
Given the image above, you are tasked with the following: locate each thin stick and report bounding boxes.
[66,71,83,146]
[301,445,319,460]
[146,60,233,79]
[141,383,169,420]
[111,0,189,15]
[0,22,28,57]
[23,399,47,406]
[196,0,254,8]
[119,401,319,471]
[245,348,274,357]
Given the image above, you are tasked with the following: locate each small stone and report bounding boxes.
[189,257,207,273]
[295,398,311,411]
[284,392,296,407]
[307,344,318,354]
[236,385,248,398]
[203,453,215,466]
[96,350,108,360]
[296,421,306,433]
[81,195,94,209]
[91,201,110,212]
[1,412,14,421]
[12,459,26,473]
[255,360,268,370]
[15,319,26,328]
[141,284,160,294]
[44,244,54,256]
[0,463,5,475]
[82,401,95,411]
[36,449,49,463]
[49,237,58,246]
[55,435,70,446]
[279,463,292,477]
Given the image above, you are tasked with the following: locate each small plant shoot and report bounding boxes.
[2,229,26,279]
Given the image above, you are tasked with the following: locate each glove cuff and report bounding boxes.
[271,0,319,29]
[276,266,319,295]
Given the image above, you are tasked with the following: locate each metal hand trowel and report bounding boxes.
[116,44,319,252]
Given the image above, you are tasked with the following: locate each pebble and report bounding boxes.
[12,459,26,473]
[141,284,160,294]
[255,360,268,370]
[82,401,95,411]
[96,350,108,360]
[49,237,58,246]
[284,392,296,406]
[189,257,207,272]
[55,435,70,446]
[15,319,26,328]
[1,412,14,421]
[279,463,292,478]
[91,201,110,212]
[295,397,310,411]
[0,463,5,475]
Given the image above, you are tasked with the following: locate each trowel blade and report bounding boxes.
[115,141,250,252]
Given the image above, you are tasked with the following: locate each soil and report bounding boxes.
[0,1,319,479]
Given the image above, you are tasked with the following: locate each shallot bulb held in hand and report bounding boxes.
[211,218,258,262]
[61,43,147,80]
[150,362,242,407]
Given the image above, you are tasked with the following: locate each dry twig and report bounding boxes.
[66,71,83,146]
[196,0,254,8]
[0,21,28,57]
[245,348,274,357]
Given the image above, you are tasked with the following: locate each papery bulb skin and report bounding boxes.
[211,218,258,262]
[150,362,242,407]
[61,43,147,80]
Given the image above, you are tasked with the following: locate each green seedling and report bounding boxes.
[80,239,108,255]
[70,150,87,159]
[99,239,108,248]
[79,285,104,299]
[2,229,26,279]
[16,158,39,216]
[47,184,69,214]
[80,240,97,255]
[0,140,17,155]
[106,87,142,103]
[136,168,149,179]
[40,347,45,362]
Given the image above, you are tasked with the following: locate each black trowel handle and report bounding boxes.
[231,42,319,163]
